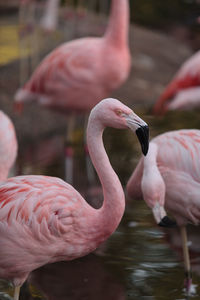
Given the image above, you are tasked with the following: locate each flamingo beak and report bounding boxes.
[136,125,149,156]
[152,203,176,228]
[125,113,149,156]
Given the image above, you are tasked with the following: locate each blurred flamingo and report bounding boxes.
[153,50,200,114]
[40,0,60,32]
[15,0,131,184]
[0,111,18,180]
[0,99,149,300]
[126,129,200,292]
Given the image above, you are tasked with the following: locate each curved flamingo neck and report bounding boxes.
[104,0,129,48]
[143,142,158,170]
[87,113,125,237]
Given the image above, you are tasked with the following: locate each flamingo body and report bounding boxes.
[0,98,149,296]
[127,129,200,226]
[15,0,131,113]
[0,175,105,286]
[0,111,17,181]
[15,38,130,112]
[153,50,200,114]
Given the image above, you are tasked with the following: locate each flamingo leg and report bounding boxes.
[65,115,75,184]
[180,226,192,292]
[29,2,40,72]
[18,1,39,86]
[13,285,21,300]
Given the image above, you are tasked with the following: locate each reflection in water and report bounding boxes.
[28,254,125,300]
[165,225,200,278]
[105,201,200,300]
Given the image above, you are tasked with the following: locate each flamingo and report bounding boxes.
[126,129,200,292]
[15,0,131,184]
[40,0,60,32]
[153,50,200,114]
[0,98,149,300]
[0,111,18,181]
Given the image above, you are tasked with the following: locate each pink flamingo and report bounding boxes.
[15,0,131,183]
[153,50,200,114]
[126,129,200,292]
[0,98,149,300]
[0,111,18,181]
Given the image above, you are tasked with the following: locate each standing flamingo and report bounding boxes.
[126,129,200,292]
[153,50,200,114]
[0,111,18,180]
[15,0,131,184]
[0,98,149,300]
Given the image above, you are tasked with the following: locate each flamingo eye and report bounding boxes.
[116,109,122,116]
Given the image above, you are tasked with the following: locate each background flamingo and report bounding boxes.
[15,0,131,184]
[153,50,200,114]
[0,111,18,181]
[0,98,149,300]
[40,0,60,32]
[126,129,200,292]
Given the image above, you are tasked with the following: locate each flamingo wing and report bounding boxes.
[23,38,103,100]
[153,50,200,114]
[158,166,200,226]
[153,130,200,183]
[0,175,83,232]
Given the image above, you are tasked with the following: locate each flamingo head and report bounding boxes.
[91,98,149,155]
[143,177,176,228]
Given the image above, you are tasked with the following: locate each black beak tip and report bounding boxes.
[158,216,177,228]
[143,145,149,156]
[136,125,149,156]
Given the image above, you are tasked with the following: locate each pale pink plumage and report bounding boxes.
[0,98,148,299]
[127,129,200,289]
[15,0,131,113]
[153,50,200,114]
[0,111,17,181]
[127,129,200,226]
[16,0,130,184]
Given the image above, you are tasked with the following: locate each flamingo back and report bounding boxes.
[153,51,200,114]
[153,130,200,183]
